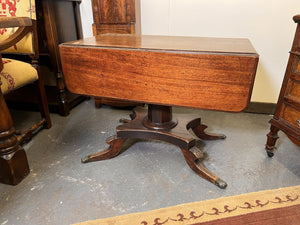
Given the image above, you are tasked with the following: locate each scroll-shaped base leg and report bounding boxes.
[119,111,136,124]
[81,135,127,163]
[187,118,226,140]
[180,146,227,189]
[265,125,279,157]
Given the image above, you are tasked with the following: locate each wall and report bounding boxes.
[80,0,300,104]
[79,0,93,38]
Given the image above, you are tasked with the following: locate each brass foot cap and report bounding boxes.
[81,156,91,163]
[215,178,227,189]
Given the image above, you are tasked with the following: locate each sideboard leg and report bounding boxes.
[180,146,227,189]
[81,135,127,163]
[265,125,279,157]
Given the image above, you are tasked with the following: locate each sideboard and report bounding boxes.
[266,15,300,156]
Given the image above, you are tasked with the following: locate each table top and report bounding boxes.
[60,34,259,112]
[63,34,257,55]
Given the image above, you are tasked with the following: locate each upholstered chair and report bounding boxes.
[0,1,51,185]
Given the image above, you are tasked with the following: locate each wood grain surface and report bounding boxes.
[266,15,300,154]
[65,34,257,54]
[60,34,259,112]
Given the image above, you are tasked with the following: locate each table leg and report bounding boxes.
[187,118,226,140]
[82,105,227,188]
[181,146,227,189]
[81,135,127,163]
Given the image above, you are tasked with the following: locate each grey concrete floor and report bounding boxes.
[1,99,300,225]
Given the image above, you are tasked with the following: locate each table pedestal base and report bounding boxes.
[82,105,227,189]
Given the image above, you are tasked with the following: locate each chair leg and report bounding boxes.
[36,67,51,129]
[56,72,70,116]
[0,88,29,185]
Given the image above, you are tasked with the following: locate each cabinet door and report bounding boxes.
[99,0,128,24]
[92,0,139,34]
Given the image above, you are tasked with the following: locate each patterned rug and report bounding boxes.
[74,185,300,225]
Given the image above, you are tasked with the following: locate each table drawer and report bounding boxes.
[282,105,300,128]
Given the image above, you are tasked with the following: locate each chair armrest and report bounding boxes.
[0,17,32,51]
[0,17,32,28]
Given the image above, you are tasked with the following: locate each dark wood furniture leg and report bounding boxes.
[82,105,227,189]
[42,0,69,116]
[81,135,127,163]
[265,124,280,157]
[0,85,29,185]
[187,118,226,140]
[42,0,85,116]
[264,15,300,155]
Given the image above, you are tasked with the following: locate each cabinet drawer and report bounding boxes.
[296,57,300,72]
[291,54,300,78]
[288,80,300,99]
[282,105,300,128]
[293,54,300,73]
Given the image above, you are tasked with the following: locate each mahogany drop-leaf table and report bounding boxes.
[59,34,259,189]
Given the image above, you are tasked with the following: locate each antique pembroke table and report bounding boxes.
[59,34,259,188]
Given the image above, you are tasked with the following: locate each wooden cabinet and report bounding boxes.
[91,0,141,107]
[38,0,86,116]
[92,0,140,35]
[266,15,300,156]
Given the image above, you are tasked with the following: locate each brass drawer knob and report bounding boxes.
[297,118,300,126]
